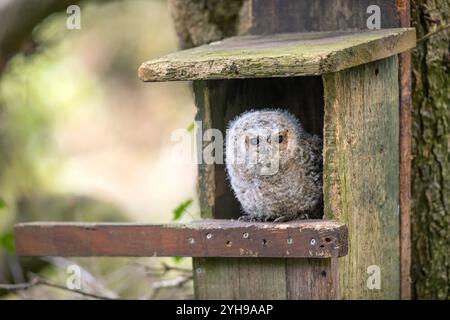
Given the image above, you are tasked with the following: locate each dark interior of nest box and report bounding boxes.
[195,76,325,220]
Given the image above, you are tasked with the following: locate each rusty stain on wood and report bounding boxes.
[138,28,415,81]
[14,220,348,258]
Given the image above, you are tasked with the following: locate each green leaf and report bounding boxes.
[172,256,185,263]
[172,198,193,221]
[187,122,195,132]
[0,232,16,254]
[0,198,6,209]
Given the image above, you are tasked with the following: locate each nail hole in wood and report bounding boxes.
[321,270,327,277]
[262,239,268,246]
[325,237,332,243]
[226,240,232,247]
[375,68,379,76]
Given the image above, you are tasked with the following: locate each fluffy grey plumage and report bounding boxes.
[225,109,323,221]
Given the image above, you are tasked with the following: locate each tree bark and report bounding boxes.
[0,0,86,72]
[411,0,450,300]
[168,0,248,49]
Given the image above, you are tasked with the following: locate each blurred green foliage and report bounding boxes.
[172,198,193,221]
[0,0,196,298]
[0,232,15,254]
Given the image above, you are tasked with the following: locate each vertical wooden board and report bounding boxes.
[193,258,240,299]
[194,77,324,219]
[236,258,287,299]
[249,0,400,34]
[194,81,216,219]
[397,0,412,301]
[286,258,338,300]
[193,258,287,299]
[323,56,400,299]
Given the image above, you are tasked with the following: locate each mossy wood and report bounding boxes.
[323,56,400,299]
[139,28,415,81]
[193,57,401,300]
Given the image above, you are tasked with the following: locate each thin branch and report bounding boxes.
[161,262,192,273]
[42,257,119,299]
[151,275,193,290]
[0,274,116,300]
[149,275,193,300]
[416,23,450,43]
[0,278,39,291]
[130,262,192,275]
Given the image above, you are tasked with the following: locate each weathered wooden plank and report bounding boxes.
[397,0,412,301]
[14,220,348,258]
[194,258,288,299]
[139,28,415,81]
[286,258,338,300]
[249,0,400,34]
[323,56,400,299]
[193,257,338,300]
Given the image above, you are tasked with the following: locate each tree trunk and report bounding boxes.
[411,0,450,300]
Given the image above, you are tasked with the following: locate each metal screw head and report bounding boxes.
[310,238,316,246]
[195,267,203,274]
[188,237,195,244]
[243,232,249,239]
[206,233,213,239]
[287,237,294,245]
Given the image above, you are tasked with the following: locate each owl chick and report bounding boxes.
[225,109,323,222]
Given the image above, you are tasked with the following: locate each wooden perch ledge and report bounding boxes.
[138,28,416,81]
[14,219,348,258]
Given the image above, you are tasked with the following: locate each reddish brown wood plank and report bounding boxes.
[397,0,412,301]
[14,220,348,258]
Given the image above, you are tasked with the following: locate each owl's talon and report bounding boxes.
[238,215,255,222]
[273,216,293,222]
[297,213,309,220]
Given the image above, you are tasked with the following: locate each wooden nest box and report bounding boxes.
[14,1,416,300]
[137,25,415,299]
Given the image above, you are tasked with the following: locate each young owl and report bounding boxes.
[225,109,323,222]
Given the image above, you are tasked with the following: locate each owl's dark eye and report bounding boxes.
[249,137,259,145]
[278,135,284,143]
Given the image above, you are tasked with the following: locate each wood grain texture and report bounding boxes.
[397,0,412,301]
[193,257,337,299]
[286,258,339,299]
[323,56,400,299]
[14,220,348,258]
[194,77,324,220]
[249,0,401,34]
[139,28,415,81]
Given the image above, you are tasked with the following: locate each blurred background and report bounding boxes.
[0,0,199,299]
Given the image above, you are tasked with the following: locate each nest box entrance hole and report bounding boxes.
[194,76,325,220]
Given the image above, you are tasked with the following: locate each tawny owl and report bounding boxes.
[225,109,323,222]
